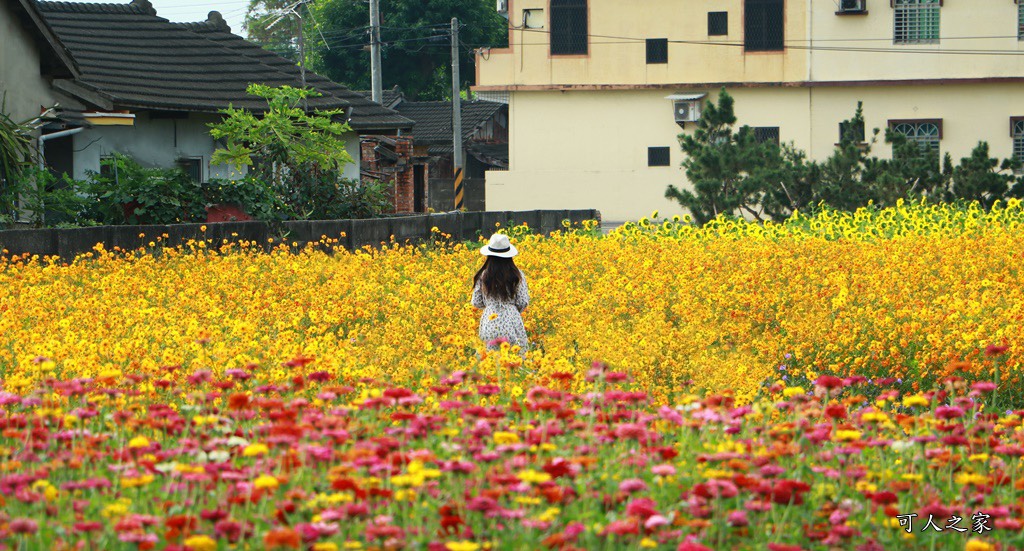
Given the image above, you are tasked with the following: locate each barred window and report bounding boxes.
[646,39,668,64]
[894,0,940,45]
[753,127,781,145]
[177,157,203,182]
[550,0,588,55]
[708,12,728,36]
[1013,119,1024,169]
[744,0,784,52]
[648,147,671,167]
[890,120,941,154]
[1019,2,1024,40]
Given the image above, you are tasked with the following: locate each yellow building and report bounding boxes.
[473,0,1024,222]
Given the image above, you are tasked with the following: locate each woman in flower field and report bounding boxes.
[0,201,1023,549]
[472,233,531,355]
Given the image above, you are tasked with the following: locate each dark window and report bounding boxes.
[744,0,784,51]
[839,120,866,143]
[753,127,781,145]
[177,157,203,182]
[648,147,671,167]
[99,155,115,177]
[551,0,588,55]
[646,38,668,64]
[708,12,729,36]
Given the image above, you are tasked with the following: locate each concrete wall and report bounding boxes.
[477,0,1024,89]
[0,209,601,260]
[477,0,808,89]
[487,83,1024,222]
[0,0,61,126]
[809,1,1024,82]
[67,112,361,182]
[429,177,486,212]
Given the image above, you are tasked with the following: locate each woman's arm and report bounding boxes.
[514,273,530,312]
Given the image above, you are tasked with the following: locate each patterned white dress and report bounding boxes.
[472,270,530,353]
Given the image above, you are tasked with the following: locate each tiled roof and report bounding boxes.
[355,87,405,109]
[36,0,412,131]
[183,24,413,130]
[394,100,506,145]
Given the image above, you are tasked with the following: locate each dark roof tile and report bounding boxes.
[36,0,411,130]
[394,100,506,144]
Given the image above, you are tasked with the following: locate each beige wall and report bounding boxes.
[0,1,60,125]
[478,0,1024,89]
[809,1,1024,82]
[478,0,808,89]
[488,83,1024,221]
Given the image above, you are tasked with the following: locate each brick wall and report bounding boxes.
[394,137,414,213]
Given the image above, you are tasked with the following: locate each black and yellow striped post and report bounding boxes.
[453,167,465,210]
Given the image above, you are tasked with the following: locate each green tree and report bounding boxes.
[944,142,1022,208]
[251,0,509,100]
[209,84,353,188]
[666,89,785,225]
[243,0,304,61]
[209,84,393,220]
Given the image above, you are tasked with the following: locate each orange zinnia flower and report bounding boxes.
[263,527,301,549]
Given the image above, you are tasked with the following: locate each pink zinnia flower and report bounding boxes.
[727,510,749,527]
[651,464,676,476]
[619,478,648,493]
[9,518,39,535]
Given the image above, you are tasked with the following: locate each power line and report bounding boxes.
[496,27,1024,57]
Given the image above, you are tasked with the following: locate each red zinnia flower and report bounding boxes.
[985,344,1009,356]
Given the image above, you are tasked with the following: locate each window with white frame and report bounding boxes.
[894,0,940,45]
[890,120,941,154]
[1013,118,1024,170]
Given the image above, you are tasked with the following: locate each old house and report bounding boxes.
[0,0,80,158]
[31,0,412,194]
[474,0,1024,222]
[360,87,509,212]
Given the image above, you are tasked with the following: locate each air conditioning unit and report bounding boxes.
[674,100,701,123]
[496,0,508,16]
[837,0,866,13]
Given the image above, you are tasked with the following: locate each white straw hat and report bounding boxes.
[481,233,518,258]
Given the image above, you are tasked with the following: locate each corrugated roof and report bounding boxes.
[394,100,506,145]
[36,0,412,130]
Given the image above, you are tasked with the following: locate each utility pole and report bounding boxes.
[369,0,383,103]
[451,17,464,209]
[297,7,306,88]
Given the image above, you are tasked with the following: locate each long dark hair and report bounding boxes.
[473,256,521,301]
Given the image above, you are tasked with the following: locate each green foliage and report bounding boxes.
[670,96,1024,225]
[0,95,37,220]
[279,169,393,220]
[202,177,290,222]
[271,0,508,100]
[944,142,1021,208]
[82,154,206,225]
[0,167,92,228]
[209,84,353,179]
[666,89,786,225]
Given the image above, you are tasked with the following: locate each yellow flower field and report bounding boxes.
[1,200,1023,550]
[0,200,1021,404]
